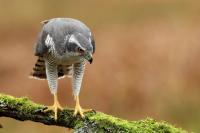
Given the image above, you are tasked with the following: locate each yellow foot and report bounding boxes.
[73,104,92,118]
[44,103,63,120]
[44,94,63,120]
[73,95,92,118]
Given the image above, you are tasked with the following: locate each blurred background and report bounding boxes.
[0,0,200,132]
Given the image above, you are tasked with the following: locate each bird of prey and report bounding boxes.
[30,18,95,119]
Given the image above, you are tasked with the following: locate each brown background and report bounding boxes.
[0,0,200,132]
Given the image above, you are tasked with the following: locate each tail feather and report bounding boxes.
[30,56,72,80]
[30,56,46,79]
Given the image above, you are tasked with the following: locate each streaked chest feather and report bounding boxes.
[56,54,84,65]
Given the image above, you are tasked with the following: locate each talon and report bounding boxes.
[44,103,63,120]
[44,93,63,120]
[73,104,84,117]
[73,95,92,118]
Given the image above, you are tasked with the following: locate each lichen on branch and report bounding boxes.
[0,93,187,133]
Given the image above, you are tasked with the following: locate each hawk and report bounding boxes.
[30,18,95,119]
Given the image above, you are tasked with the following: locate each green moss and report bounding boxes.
[88,112,187,133]
[0,93,188,133]
[74,120,84,129]
[0,94,43,114]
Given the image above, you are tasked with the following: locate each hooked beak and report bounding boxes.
[88,58,93,64]
[84,53,93,64]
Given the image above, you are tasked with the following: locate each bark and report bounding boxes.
[0,93,187,133]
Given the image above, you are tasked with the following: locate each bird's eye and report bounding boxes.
[77,47,85,53]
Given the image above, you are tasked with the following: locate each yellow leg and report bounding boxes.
[44,93,63,120]
[73,95,92,118]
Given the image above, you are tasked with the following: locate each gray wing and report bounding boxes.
[34,29,49,56]
[34,18,95,56]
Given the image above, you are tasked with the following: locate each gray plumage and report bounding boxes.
[35,18,95,57]
[31,18,95,96]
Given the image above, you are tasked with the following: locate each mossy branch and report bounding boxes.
[0,93,187,133]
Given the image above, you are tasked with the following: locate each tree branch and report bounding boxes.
[0,93,187,133]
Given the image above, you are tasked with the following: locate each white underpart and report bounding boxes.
[72,62,85,96]
[45,57,58,94]
[43,34,87,96]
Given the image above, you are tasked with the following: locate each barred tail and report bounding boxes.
[30,56,46,79]
[30,56,73,80]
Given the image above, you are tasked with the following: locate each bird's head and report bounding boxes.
[66,33,94,64]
